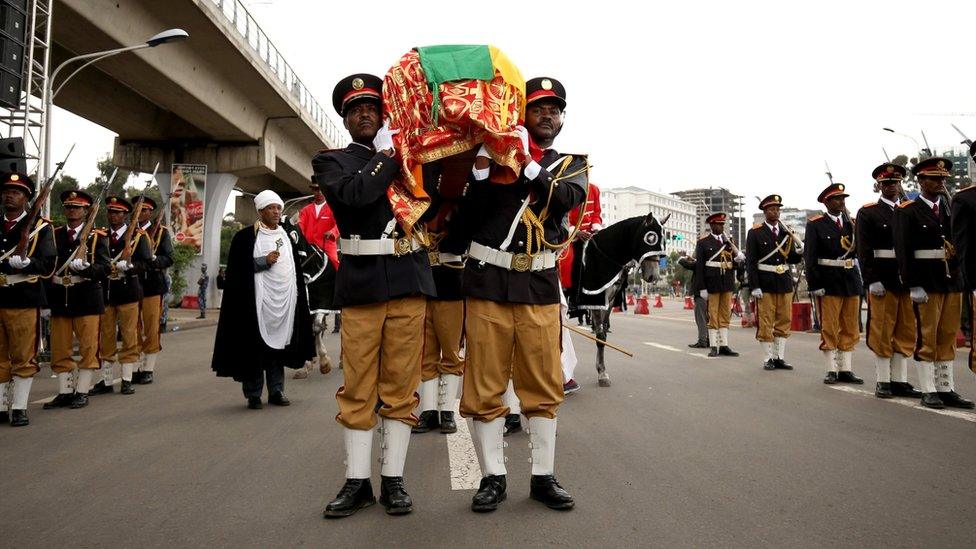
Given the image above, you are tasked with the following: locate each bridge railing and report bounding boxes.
[209,0,345,147]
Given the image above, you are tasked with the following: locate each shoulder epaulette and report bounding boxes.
[956,184,976,194]
[698,235,710,241]
[898,200,914,208]
[861,202,876,208]
[808,215,823,222]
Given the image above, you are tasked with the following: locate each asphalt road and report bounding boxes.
[2,299,974,548]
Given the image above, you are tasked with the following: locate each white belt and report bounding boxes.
[429,252,464,266]
[53,275,86,286]
[469,242,557,272]
[913,249,946,259]
[758,264,790,274]
[704,260,733,269]
[817,258,857,269]
[0,273,37,287]
[873,249,895,259]
[339,236,421,257]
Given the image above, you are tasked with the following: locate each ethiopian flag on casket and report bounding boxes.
[383,45,528,230]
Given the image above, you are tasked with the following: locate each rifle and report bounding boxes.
[951,123,972,147]
[118,162,159,262]
[147,190,172,253]
[56,168,116,276]
[6,144,75,260]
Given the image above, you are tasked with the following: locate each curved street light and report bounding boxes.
[882,127,930,159]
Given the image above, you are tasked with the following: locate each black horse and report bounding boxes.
[570,212,669,386]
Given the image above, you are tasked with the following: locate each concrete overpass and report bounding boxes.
[49,0,345,294]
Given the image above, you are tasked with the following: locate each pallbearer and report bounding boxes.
[135,196,173,384]
[856,164,920,399]
[91,196,153,396]
[0,172,56,427]
[745,195,803,371]
[951,144,976,377]
[43,190,110,410]
[893,158,973,409]
[692,212,745,357]
[805,183,863,384]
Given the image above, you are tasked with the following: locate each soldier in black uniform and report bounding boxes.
[952,143,976,377]
[134,196,173,384]
[894,157,974,409]
[42,190,110,410]
[856,163,920,399]
[745,195,803,370]
[413,201,467,435]
[458,77,585,513]
[313,74,435,518]
[90,196,153,397]
[692,212,745,357]
[805,183,863,385]
[0,172,56,426]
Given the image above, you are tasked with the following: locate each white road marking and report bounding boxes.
[446,399,483,490]
[643,342,717,359]
[828,385,976,424]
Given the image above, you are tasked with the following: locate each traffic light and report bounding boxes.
[0,0,27,110]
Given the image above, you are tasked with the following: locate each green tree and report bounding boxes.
[168,243,198,305]
[49,174,80,225]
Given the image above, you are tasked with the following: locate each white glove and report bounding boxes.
[734,251,746,263]
[371,120,399,152]
[699,289,708,299]
[116,260,132,272]
[8,255,30,269]
[868,281,885,297]
[472,144,491,181]
[811,288,826,297]
[69,258,90,272]
[515,125,542,180]
[515,125,530,155]
[751,288,763,299]
[794,243,804,254]
[910,286,928,304]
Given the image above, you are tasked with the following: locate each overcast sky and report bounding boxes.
[52,0,976,215]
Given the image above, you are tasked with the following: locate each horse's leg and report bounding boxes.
[593,309,610,387]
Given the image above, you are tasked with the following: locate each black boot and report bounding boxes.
[503,414,522,436]
[719,346,739,357]
[875,382,893,399]
[937,391,975,409]
[471,475,507,512]
[70,393,89,409]
[43,393,75,409]
[88,380,113,395]
[411,410,440,433]
[439,411,457,434]
[323,478,375,518]
[132,371,145,384]
[920,393,945,409]
[138,372,154,385]
[120,380,135,395]
[774,358,793,370]
[379,476,413,515]
[823,372,838,385]
[707,347,720,357]
[688,341,709,348]
[763,359,776,371]
[529,475,575,510]
[10,409,28,427]
[837,371,864,384]
[890,382,922,398]
[268,392,291,406]
[247,396,263,410]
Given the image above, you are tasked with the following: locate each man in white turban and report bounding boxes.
[211,190,314,408]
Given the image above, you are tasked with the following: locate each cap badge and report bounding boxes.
[10,174,18,181]
[838,184,844,191]
[886,166,894,173]
[69,192,77,198]
[774,195,780,202]
[937,161,945,169]
[541,79,553,90]
[110,198,117,203]
[352,78,364,90]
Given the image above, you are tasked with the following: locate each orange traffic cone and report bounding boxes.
[653,294,664,308]
[957,330,969,348]
[612,305,622,313]
[684,296,694,309]
[627,294,635,306]
[634,295,650,315]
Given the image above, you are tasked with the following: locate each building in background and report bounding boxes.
[751,207,821,240]
[671,187,746,245]
[601,186,697,254]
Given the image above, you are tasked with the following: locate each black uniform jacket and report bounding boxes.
[692,234,738,293]
[950,185,976,291]
[458,149,587,305]
[139,224,174,298]
[211,224,314,380]
[45,226,110,317]
[312,143,437,308]
[745,222,802,294]
[427,199,470,302]
[803,214,862,297]
[855,200,904,292]
[893,197,963,294]
[102,226,153,306]
[0,216,56,309]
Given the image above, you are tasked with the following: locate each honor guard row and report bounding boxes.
[692,212,745,357]
[0,173,174,427]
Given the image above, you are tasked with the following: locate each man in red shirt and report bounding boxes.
[298,181,341,335]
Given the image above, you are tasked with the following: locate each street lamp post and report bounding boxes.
[882,127,931,159]
[40,29,189,210]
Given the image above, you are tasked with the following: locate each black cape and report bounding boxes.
[211,223,315,381]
